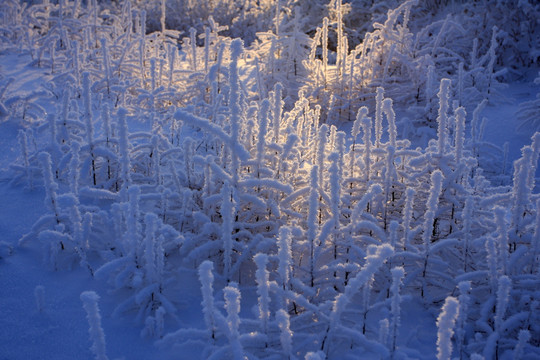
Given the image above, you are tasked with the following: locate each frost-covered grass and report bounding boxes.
[0,0,539,359]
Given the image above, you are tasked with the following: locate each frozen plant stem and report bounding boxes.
[228,39,244,186]
[39,152,60,225]
[456,281,471,359]
[322,17,328,87]
[276,309,292,358]
[437,79,451,157]
[421,170,444,299]
[82,72,96,186]
[390,267,405,354]
[436,296,459,360]
[18,130,32,189]
[80,291,108,360]
[190,28,197,72]
[308,166,319,288]
[254,253,270,337]
[221,183,235,282]
[223,283,244,360]
[531,198,540,274]
[198,261,216,340]
[375,87,384,148]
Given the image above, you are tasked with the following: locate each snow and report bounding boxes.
[0,187,181,360]
[1,1,539,359]
[481,81,540,181]
[0,108,191,359]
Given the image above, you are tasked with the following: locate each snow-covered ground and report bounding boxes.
[482,82,539,179]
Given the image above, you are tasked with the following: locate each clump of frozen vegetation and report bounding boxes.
[1,0,539,358]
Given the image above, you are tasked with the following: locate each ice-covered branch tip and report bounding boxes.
[276,309,292,357]
[513,330,531,360]
[493,207,509,276]
[436,296,459,360]
[454,106,466,165]
[437,78,451,156]
[198,260,216,338]
[222,183,235,281]
[230,38,244,59]
[80,291,108,360]
[382,98,396,148]
[256,99,270,170]
[254,253,270,333]
[117,107,132,199]
[390,266,405,352]
[352,106,368,140]
[422,170,444,252]
[375,87,384,148]
[38,152,58,214]
[495,275,511,332]
[277,226,292,289]
[223,283,244,360]
[272,82,283,143]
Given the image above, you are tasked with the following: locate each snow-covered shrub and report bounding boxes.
[4,0,539,358]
